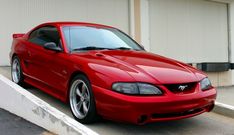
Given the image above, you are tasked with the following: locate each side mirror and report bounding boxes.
[44,42,62,52]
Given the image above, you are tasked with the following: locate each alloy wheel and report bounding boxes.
[12,58,21,83]
[70,80,91,119]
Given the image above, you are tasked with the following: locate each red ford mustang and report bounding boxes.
[10,22,216,124]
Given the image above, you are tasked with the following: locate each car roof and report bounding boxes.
[42,22,115,29]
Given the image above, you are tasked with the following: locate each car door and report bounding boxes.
[26,26,69,97]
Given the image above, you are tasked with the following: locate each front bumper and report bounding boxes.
[92,85,216,124]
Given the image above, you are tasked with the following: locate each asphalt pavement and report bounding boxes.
[1,66,234,135]
[0,108,49,135]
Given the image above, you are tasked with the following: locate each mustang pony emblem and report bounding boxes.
[178,85,188,91]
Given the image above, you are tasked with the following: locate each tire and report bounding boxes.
[69,74,97,124]
[11,56,24,86]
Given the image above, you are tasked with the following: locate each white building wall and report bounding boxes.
[148,0,228,63]
[140,0,150,51]
[0,0,130,66]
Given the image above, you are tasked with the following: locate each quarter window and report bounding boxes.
[28,26,61,47]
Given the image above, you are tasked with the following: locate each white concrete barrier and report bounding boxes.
[213,102,234,119]
[0,75,99,135]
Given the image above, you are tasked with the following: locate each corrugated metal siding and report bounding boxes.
[149,0,228,63]
[0,0,129,65]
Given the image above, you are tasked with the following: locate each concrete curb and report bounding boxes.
[0,75,99,135]
[213,102,234,119]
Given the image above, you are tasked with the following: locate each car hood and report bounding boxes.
[73,50,205,84]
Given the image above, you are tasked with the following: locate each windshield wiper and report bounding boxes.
[113,47,132,50]
[72,46,140,51]
[72,46,112,51]
[113,47,142,51]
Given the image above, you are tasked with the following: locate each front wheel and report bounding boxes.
[69,74,97,124]
[11,56,24,86]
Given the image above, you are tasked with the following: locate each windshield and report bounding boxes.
[62,26,143,52]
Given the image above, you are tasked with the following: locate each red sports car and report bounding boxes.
[10,22,216,124]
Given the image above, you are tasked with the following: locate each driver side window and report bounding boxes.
[28,26,62,48]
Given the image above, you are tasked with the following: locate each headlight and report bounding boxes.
[112,83,163,95]
[200,78,212,91]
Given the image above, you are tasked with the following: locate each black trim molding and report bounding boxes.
[196,62,230,72]
[230,63,234,70]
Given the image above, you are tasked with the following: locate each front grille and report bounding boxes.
[165,82,197,94]
[151,108,204,119]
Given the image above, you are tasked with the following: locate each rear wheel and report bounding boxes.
[69,74,97,124]
[11,56,24,86]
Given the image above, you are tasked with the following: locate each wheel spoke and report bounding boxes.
[76,88,82,97]
[81,84,86,96]
[17,68,20,78]
[83,102,88,114]
[76,101,82,111]
[12,66,16,72]
[84,93,90,101]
